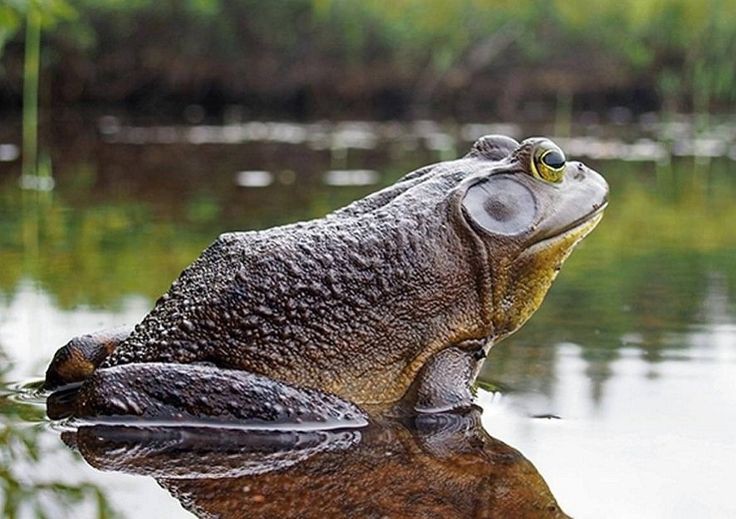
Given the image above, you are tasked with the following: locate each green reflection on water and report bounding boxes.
[0,371,118,518]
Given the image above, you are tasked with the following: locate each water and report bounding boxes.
[1,116,735,518]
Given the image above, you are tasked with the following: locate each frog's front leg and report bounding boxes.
[44,326,133,390]
[411,343,487,413]
[68,363,369,430]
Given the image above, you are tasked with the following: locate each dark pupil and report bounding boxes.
[542,150,565,169]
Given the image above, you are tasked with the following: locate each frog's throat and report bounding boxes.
[490,211,604,341]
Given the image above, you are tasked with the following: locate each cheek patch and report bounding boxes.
[462,176,537,236]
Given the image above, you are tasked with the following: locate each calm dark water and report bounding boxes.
[1,116,735,518]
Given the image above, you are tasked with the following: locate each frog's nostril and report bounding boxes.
[571,163,586,181]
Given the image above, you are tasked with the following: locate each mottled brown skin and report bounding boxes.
[65,409,569,519]
[45,135,607,422]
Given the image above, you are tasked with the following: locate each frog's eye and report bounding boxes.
[531,146,566,183]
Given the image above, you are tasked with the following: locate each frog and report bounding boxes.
[44,135,608,428]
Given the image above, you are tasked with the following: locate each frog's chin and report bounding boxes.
[490,210,605,339]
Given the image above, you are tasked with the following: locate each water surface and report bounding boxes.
[1,116,735,518]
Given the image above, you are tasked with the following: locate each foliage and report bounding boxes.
[1,0,736,113]
[315,0,736,111]
[0,0,73,57]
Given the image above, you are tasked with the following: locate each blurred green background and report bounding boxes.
[2,0,736,118]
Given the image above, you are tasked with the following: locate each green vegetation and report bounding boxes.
[2,0,736,116]
[20,2,39,180]
[5,0,71,186]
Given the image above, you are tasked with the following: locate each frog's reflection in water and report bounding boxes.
[61,408,567,518]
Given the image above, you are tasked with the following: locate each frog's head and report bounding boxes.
[448,135,608,342]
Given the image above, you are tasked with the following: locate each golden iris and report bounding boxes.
[531,145,566,183]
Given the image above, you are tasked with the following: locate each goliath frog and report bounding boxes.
[45,135,608,428]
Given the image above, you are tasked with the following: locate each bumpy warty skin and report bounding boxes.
[83,134,609,414]
[102,160,493,405]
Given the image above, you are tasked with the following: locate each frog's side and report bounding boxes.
[45,135,608,427]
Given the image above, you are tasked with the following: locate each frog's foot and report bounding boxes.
[44,326,132,390]
[69,363,369,431]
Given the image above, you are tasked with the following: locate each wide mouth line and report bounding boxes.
[529,201,608,247]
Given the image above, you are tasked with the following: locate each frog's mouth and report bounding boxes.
[528,201,607,249]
